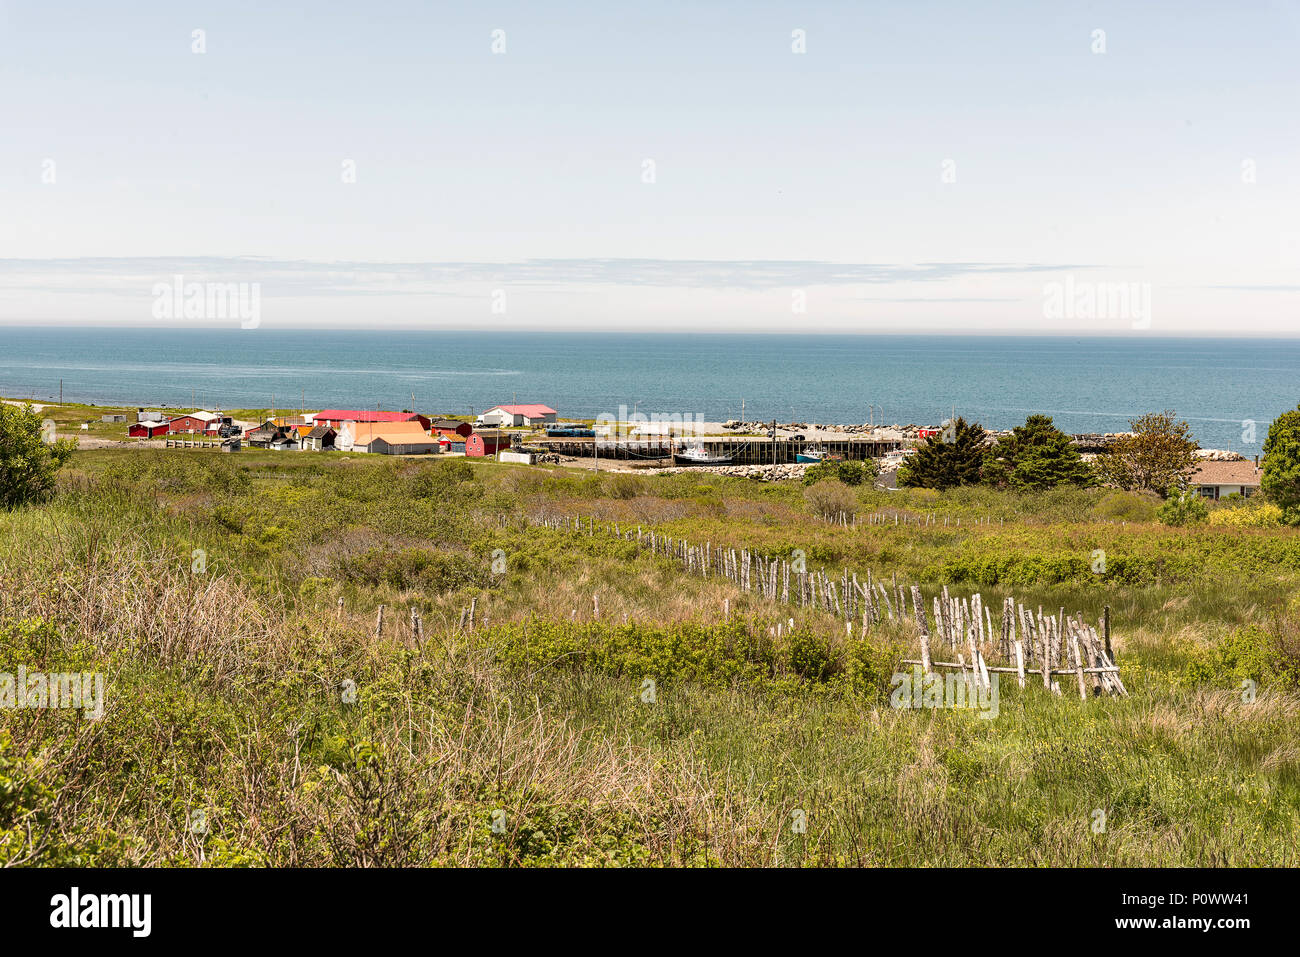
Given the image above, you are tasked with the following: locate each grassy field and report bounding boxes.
[2,447,1298,866]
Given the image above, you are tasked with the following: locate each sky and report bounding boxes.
[1,0,1298,333]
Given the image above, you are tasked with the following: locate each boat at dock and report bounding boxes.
[673,444,733,466]
[795,447,844,464]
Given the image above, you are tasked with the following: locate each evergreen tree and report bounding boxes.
[898,416,987,489]
[984,414,1093,491]
[1262,404,1300,523]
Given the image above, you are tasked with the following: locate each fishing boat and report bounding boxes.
[796,447,843,464]
[881,449,913,470]
[673,443,732,466]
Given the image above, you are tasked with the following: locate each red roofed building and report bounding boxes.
[478,404,557,427]
[314,410,432,431]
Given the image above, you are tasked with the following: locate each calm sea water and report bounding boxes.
[2,328,1297,455]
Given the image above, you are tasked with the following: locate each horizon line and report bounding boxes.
[4,324,1300,340]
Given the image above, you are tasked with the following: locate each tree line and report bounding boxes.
[896,407,1300,523]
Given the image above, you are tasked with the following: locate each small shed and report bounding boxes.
[300,425,337,451]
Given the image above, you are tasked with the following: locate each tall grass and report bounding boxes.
[0,450,1297,866]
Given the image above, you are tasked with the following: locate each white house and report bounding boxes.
[1189,460,1262,500]
[478,404,557,427]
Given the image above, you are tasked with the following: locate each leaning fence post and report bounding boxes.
[1070,628,1088,700]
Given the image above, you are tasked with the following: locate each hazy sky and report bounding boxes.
[2,0,1298,332]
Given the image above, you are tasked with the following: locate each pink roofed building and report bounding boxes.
[313,410,432,431]
[478,404,557,427]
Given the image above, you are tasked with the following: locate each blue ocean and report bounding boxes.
[2,328,1297,456]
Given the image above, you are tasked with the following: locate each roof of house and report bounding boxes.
[170,410,220,422]
[361,429,437,447]
[345,420,429,444]
[431,418,472,430]
[1190,461,1262,486]
[486,404,556,417]
[304,425,336,439]
[315,409,418,423]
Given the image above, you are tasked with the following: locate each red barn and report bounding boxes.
[128,421,170,438]
[465,430,510,457]
[168,411,229,435]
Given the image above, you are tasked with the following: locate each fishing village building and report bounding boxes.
[128,420,170,438]
[466,430,511,457]
[336,420,437,455]
[1189,460,1263,500]
[478,404,557,427]
[314,409,432,431]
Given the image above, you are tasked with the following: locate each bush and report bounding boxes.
[0,404,77,509]
[1208,502,1284,528]
[408,459,475,499]
[803,459,879,487]
[1091,490,1159,523]
[1157,491,1208,527]
[804,480,857,521]
[1182,623,1300,689]
[606,474,645,499]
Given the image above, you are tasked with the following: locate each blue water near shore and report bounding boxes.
[2,327,1297,456]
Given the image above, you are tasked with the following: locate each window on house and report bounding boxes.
[1197,486,1215,499]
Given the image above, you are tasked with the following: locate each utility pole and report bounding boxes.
[772,419,777,465]
[59,379,62,406]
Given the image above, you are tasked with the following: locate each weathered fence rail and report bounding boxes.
[530,511,1126,698]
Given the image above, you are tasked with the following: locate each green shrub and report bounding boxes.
[804,480,857,521]
[1158,491,1208,527]
[606,474,645,499]
[803,460,879,488]
[1182,624,1300,689]
[1091,490,1159,523]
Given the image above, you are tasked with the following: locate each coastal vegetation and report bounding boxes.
[1263,403,1300,524]
[1,433,1299,866]
[0,403,76,508]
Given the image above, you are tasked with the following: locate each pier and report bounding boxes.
[536,434,904,465]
